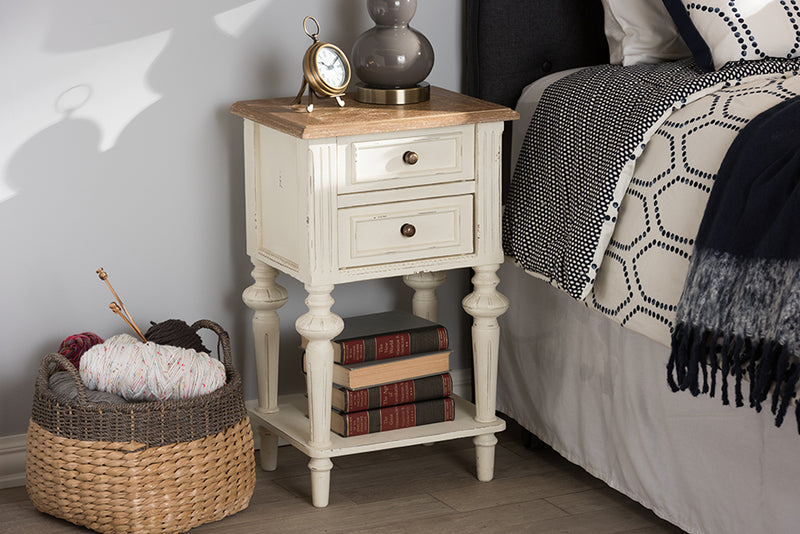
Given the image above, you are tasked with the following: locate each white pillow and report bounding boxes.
[662,0,800,70]
[601,0,692,65]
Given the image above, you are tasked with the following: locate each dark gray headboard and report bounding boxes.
[465,0,608,106]
[465,0,609,190]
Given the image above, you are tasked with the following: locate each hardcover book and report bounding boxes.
[301,310,448,365]
[331,350,450,390]
[332,373,453,413]
[331,397,455,437]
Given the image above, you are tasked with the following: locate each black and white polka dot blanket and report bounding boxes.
[503,58,800,302]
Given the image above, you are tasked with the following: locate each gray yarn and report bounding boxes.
[49,371,128,405]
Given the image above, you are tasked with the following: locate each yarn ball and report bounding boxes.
[49,371,127,405]
[80,334,226,402]
[58,332,104,369]
[145,319,210,353]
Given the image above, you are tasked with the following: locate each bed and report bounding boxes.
[466,1,800,533]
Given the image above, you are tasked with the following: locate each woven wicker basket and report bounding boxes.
[25,320,255,534]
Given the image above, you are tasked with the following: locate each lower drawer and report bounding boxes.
[338,195,474,268]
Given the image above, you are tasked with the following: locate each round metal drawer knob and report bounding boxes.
[403,151,419,165]
[400,223,416,237]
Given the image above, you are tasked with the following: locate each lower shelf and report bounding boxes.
[249,393,505,459]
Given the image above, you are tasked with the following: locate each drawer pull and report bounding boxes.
[402,151,419,165]
[400,223,416,238]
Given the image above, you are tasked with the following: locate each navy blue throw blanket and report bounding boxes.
[668,95,800,432]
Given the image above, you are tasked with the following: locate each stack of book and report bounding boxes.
[303,310,455,437]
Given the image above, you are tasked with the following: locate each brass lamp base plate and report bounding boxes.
[355,82,430,105]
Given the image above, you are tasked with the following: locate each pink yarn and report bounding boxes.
[58,332,104,368]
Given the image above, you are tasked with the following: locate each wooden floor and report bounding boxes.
[2,419,686,534]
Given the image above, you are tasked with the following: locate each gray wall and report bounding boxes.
[0,0,467,437]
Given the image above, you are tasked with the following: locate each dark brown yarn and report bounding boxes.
[145,319,210,353]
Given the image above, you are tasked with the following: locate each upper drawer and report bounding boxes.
[337,125,475,194]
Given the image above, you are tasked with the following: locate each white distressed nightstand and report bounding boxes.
[231,86,519,507]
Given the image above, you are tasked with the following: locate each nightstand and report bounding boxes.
[231,86,519,507]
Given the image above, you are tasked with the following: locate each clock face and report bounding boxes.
[315,46,348,90]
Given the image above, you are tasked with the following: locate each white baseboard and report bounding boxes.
[450,367,474,399]
[0,433,27,489]
[0,370,474,488]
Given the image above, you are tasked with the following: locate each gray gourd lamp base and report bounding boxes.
[352,0,434,104]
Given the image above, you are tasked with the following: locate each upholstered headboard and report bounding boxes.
[465,0,608,190]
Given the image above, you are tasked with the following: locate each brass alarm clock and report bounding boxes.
[292,16,351,112]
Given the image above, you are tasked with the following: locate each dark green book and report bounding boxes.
[332,373,453,412]
[331,397,455,437]
[300,310,448,365]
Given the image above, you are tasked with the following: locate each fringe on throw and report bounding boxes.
[667,322,800,433]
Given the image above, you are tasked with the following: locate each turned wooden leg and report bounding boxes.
[295,284,343,508]
[403,271,447,321]
[462,263,508,482]
[258,427,279,471]
[242,259,288,471]
[405,271,446,448]
[473,433,499,481]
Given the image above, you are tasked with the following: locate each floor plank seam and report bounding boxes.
[427,491,462,513]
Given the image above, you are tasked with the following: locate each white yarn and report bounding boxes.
[79,334,226,401]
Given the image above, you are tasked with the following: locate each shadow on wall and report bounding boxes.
[0,0,383,435]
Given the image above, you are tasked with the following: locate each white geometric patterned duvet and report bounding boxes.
[511,67,800,347]
[590,73,800,346]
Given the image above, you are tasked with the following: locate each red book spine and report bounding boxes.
[375,333,411,360]
[437,327,447,350]
[340,339,366,363]
[344,404,417,436]
[343,410,371,436]
[347,387,370,412]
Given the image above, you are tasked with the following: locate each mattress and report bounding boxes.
[497,67,800,534]
[497,265,800,534]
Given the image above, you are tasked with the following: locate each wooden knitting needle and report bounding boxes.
[97,267,147,342]
[109,302,147,342]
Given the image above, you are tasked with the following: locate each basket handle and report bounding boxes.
[37,353,89,404]
[190,319,234,371]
